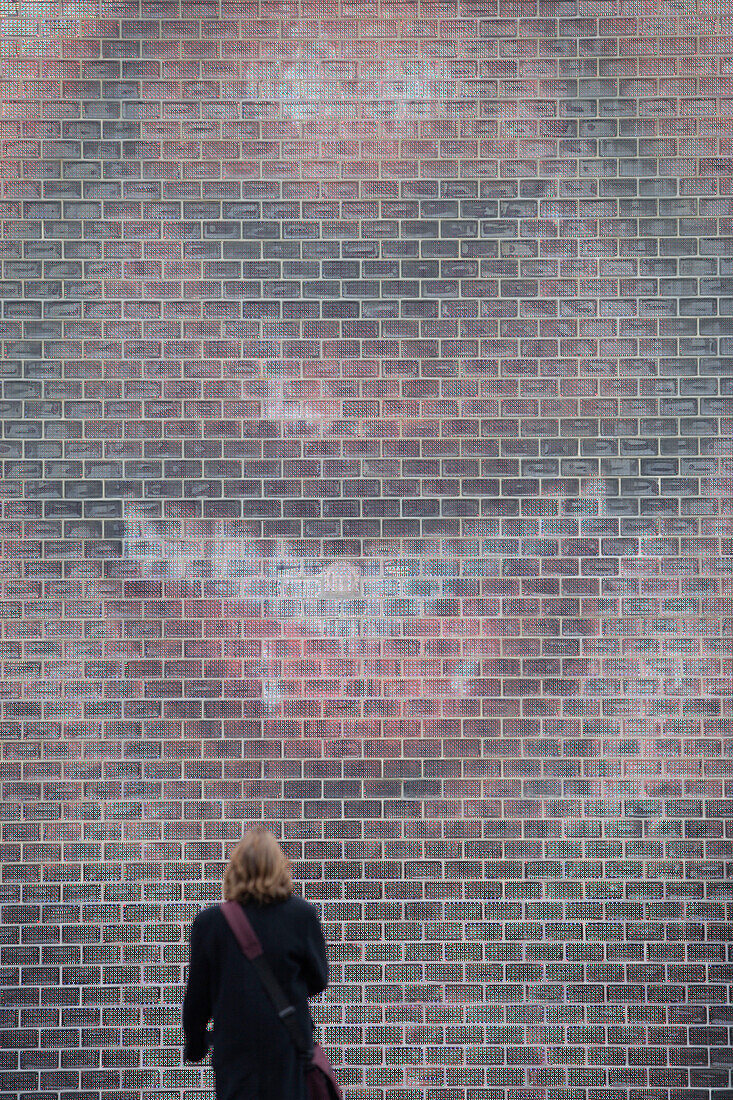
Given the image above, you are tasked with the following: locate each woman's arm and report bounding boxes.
[182,913,212,1062]
[301,903,329,997]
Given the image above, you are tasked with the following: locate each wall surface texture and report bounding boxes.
[1,1,732,1098]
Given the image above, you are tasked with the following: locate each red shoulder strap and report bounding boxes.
[219,900,263,959]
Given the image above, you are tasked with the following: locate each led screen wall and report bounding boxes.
[1,1,732,1098]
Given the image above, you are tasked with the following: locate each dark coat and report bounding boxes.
[182,896,329,1100]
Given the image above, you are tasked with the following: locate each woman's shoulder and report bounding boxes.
[195,896,317,914]
[193,895,321,930]
[283,894,320,920]
[259,894,322,928]
[190,903,227,932]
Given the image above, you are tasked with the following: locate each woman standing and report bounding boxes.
[183,828,329,1100]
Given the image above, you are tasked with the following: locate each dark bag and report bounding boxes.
[220,901,343,1100]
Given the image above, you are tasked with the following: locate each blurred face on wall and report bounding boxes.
[113,10,555,735]
[4,0,727,787]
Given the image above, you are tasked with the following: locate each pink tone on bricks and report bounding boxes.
[0,1,732,1098]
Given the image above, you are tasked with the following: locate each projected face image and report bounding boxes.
[18,0,727,850]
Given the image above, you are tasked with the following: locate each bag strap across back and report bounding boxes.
[219,901,311,1058]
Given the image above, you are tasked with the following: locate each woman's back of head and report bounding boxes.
[223,828,294,906]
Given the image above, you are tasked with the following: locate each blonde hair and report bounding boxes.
[223,828,293,905]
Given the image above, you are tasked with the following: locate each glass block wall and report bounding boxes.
[1,1,732,1098]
